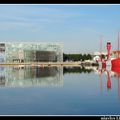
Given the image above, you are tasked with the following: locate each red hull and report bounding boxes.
[111,58,120,74]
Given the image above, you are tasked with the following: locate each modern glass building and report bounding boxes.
[0,42,63,62]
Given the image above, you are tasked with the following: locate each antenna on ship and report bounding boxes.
[118,32,120,58]
[100,35,103,62]
[100,36,102,53]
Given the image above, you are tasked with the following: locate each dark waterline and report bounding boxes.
[0,66,119,115]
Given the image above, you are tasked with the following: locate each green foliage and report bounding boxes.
[63,53,92,61]
[101,54,105,59]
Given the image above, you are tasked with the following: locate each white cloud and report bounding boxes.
[0,5,96,39]
[0,5,94,23]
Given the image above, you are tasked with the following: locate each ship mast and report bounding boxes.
[100,36,102,53]
[118,32,120,58]
[100,36,103,62]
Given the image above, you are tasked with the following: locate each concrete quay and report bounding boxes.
[0,61,98,67]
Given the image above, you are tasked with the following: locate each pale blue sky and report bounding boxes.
[0,4,120,53]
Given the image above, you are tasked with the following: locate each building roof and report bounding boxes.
[113,50,120,53]
[0,42,63,45]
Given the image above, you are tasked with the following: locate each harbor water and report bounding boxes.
[0,66,119,115]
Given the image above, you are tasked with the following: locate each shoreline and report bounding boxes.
[0,61,98,66]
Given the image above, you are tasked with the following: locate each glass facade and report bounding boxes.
[0,42,63,62]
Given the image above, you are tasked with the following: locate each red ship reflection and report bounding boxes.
[98,66,120,100]
[111,66,120,100]
[106,70,111,90]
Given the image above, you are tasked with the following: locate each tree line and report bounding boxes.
[63,53,93,62]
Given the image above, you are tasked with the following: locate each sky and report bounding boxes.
[0,4,120,54]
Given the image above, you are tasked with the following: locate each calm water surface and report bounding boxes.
[0,66,119,115]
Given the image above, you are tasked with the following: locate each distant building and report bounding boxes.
[93,51,115,61]
[112,50,120,58]
[93,51,107,56]
[0,42,63,62]
[93,51,101,56]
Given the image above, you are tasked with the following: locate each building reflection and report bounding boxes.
[0,66,96,87]
[2,65,119,89]
[0,66,63,87]
[0,67,6,87]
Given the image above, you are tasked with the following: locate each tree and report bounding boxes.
[63,53,93,62]
[101,54,105,59]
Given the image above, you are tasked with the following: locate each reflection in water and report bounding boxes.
[0,66,99,88]
[1,65,120,93]
[0,66,63,87]
[63,66,94,74]
[106,70,111,90]
[96,66,120,100]
[0,65,120,115]
[118,78,120,100]
[111,70,120,100]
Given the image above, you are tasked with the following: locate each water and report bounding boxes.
[0,65,120,115]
